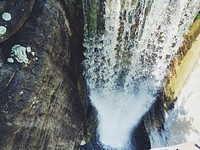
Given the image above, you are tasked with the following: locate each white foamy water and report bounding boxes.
[91,87,154,149]
[150,51,200,148]
[83,0,200,149]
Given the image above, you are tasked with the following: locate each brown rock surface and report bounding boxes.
[0,0,85,149]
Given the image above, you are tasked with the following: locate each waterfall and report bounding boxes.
[83,0,200,149]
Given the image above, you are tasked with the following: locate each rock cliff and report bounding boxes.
[0,0,85,149]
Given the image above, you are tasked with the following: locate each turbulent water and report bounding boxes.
[83,0,200,149]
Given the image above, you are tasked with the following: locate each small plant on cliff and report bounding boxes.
[197,12,200,19]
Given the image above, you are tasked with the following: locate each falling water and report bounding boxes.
[83,0,200,149]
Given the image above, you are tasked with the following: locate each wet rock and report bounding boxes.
[0,0,85,149]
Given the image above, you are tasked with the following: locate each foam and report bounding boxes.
[90,87,155,148]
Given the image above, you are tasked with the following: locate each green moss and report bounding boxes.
[196,12,200,19]
[83,0,105,41]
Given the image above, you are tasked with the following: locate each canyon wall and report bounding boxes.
[0,0,85,149]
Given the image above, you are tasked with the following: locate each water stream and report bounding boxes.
[83,0,200,149]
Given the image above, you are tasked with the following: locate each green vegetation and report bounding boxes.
[196,12,200,19]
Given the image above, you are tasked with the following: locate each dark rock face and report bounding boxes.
[131,120,151,150]
[80,134,104,150]
[0,0,85,149]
